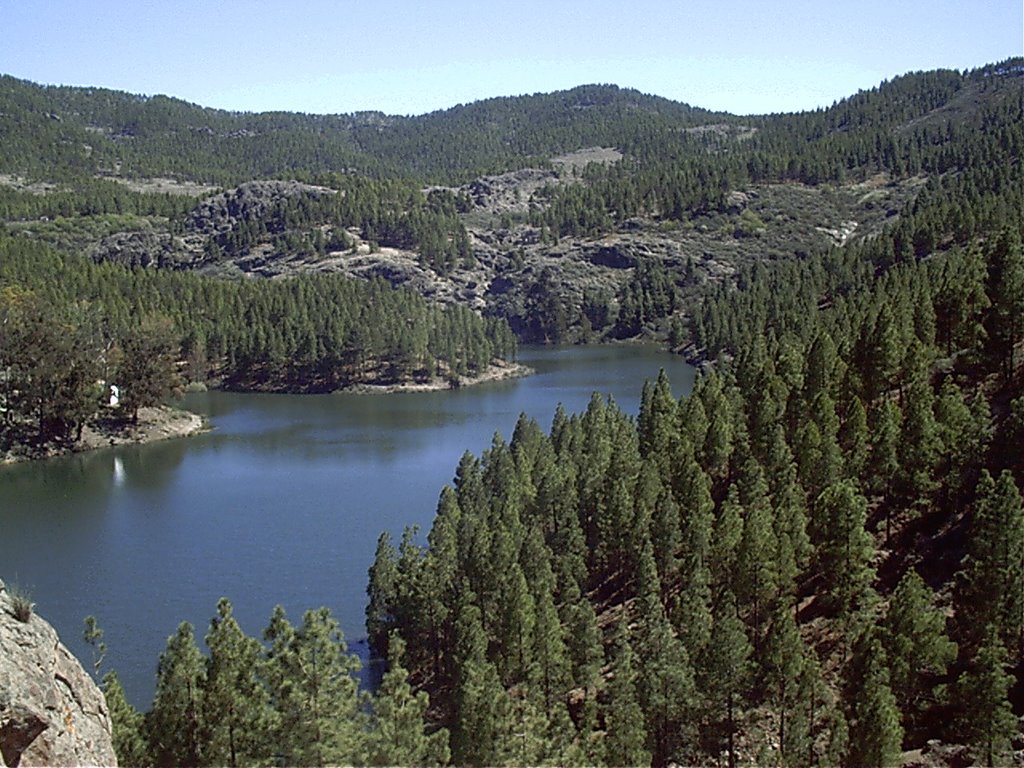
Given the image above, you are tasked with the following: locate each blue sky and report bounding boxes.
[2,1,1021,116]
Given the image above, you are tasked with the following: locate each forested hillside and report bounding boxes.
[362,102,1024,763]
[2,59,1023,765]
[0,232,516,454]
[0,77,721,184]
[2,60,1020,350]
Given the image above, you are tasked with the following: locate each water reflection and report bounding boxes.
[113,456,125,486]
[1,344,694,709]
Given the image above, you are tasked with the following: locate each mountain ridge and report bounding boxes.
[2,59,1018,185]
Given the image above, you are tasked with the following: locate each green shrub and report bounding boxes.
[8,584,34,622]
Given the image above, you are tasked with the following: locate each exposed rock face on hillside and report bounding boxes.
[87,228,185,269]
[86,164,920,343]
[89,179,336,271]
[0,582,116,767]
[182,179,334,238]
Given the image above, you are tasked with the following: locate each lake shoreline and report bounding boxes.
[2,344,695,710]
[341,359,533,394]
[1,361,534,464]
[1,405,210,465]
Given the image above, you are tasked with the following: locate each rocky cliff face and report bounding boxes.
[0,581,116,767]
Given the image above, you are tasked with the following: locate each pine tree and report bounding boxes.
[702,378,735,476]
[367,634,450,767]
[650,487,682,592]
[881,569,956,730]
[634,549,698,765]
[603,620,651,768]
[116,314,182,423]
[957,469,1024,654]
[897,373,940,507]
[862,305,901,402]
[957,625,1017,768]
[984,226,1024,380]
[103,671,149,768]
[808,390,843,490]
[562,583,604,692]
[700,591,752,768]
[867,399,901,498]
[496,562,537,687]
[638,368,679,476]
[451,598,516,767]
[846,630,904,768]
[839,394,870,481]
[147,622,206,768]
[762,600,807,766]
[201,598,268,767]
[670,441,716,660]
[366,531,398,659]
[262,606,365,766]
[797,652,848,768]
[528,568,572,717]
[813,480,876,618]
[260,604,293,763]
[934,244,989,355]
[934,377,981,505]
[420,486,461,683]
[711,484,745,593]
[496,689,550,766]
[82,615,107,679]
[735,458,779,641]
[804,331,839,403]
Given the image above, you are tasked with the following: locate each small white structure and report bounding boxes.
[109,384,120,407]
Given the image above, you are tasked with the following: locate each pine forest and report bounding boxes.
[0,59,1022,766]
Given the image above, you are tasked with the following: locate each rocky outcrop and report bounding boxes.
[85,167,918,346]
[0,581,116,767]
[183,179,334,239]
[89,229,196,270]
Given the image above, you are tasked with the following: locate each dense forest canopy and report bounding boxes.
[2,59,1023,765]
[1,61,1018,188]
[0,235,516,448]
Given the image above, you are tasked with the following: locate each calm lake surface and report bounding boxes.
[1,344,694,708]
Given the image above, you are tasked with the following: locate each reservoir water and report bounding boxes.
[1,344,694,708]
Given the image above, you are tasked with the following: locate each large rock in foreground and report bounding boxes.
[0,581,116,767]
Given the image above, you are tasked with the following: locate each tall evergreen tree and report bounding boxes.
[103,671,149,768]
[147,622,206,768]
[116,314,182,423]
[897,372,941,507]
[367,634,450,767]
[700,591,752,768]
[711,484,745,593]
[846,629,904,768]
[603,620,651,768]
[201,598,268,767]
[839,394,870,481]
[984,226,1024,380]
[762,600,807,766]
[366,531,399,659]
[957,625,1017,768]
[261,606,365,766]
[634,547,698,765]
[735,457,779,641]
[451,597,515,767]
[813,480,876,618]
[956,469,1024,654]
[867,399,901,498]
[881,569,957,732]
